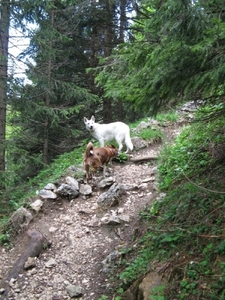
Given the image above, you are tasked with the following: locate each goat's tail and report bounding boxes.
[84,142,94,159]
[125,131,133,152]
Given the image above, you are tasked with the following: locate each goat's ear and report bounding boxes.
[91,115,95,122]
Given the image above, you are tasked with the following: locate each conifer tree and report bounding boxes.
[4,0,137,182]
[8,0,100,180]
[95,0,225,116]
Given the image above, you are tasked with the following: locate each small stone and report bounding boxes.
[28,269,37,275]
[0,288,5,294]
[101,215,121,225]
[9,278,17,284]
[49,226,58,233]
[118,214,130,222]
[39,189,57,199]
[142,176,155,183]
[52,295,64,300]
[45,258,57,268]
[97,177,115,188]
[24,257,36,270]
[10,207,33,230]
[30,199,43,212]
[66,284,82,298]
[79,184,92,196]
[44,183,57,191]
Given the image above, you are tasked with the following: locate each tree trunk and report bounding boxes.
[102,0,115,123]
[43,8,54,165]
[103,97,112,122]
[0,1,9,174]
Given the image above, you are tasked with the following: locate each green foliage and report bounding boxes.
[151,285,166,300]
[0,142,86,240]
[0,232,10,246]
[94,0,225,116]
[97,296,108,300]
[138,127,163,141]
[30,144,86,185]
[113,113,225,299]
[155,111,179,124]
[119,247,154,285]
[116,152,129,163]
[129,117,149,130]
[158,114,225,190]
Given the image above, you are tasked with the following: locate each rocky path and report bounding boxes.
[0,120,185,300]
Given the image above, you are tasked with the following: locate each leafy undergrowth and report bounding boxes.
[111,112,225,299]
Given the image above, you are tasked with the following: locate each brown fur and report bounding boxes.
[83,142,118,182]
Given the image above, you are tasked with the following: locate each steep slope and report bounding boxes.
[0,118,186,300]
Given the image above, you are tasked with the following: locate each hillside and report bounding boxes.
[0,107,196,300]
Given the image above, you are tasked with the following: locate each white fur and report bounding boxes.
[84,116,133,153]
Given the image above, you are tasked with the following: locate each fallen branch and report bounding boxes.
[1,229,47,299]
[130,155,157,162]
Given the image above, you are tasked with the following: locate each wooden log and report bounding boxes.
[1,229,47,299]
[130,155,157,163]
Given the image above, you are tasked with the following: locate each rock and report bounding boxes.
[121,183,139,191]
[101,214,121,225]
[66,176,79,191]
[9,278,17,286]
[97,183,126,208]
[56,183,79,199]
[52,295,65,300]
[142,176,155,183]
[44,183,57,192]
[156,192,167,202]
[67,165,77,173]
[97,176,116,188]
[102,250,122,273]
[118,214,130,222]
[10,207,33,231]
[24,257,36,270]
[66,284,82,298]
[135,121,150,131]
[0,288,5,294]
[49,226,58,233]
[39,189,57,199]
[139,272,165,300]
[66,165,84,177]
[131,136,148,149]
[30,199,43,212]
[151,166,158,174]
[79,183,92,196]
[45,258,57,268]
[148,118,160,126]
[178,100,202,112]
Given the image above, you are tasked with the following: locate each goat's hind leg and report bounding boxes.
[102,165,107,178]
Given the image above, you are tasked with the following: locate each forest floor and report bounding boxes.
[0,113,189,300]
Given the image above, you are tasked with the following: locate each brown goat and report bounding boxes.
[83,142,118,182]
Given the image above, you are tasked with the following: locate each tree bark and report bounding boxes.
[43,8,54,165]
[0,1,9,175]
[130,155,158,162]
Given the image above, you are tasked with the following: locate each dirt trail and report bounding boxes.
[0,121,184,300]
